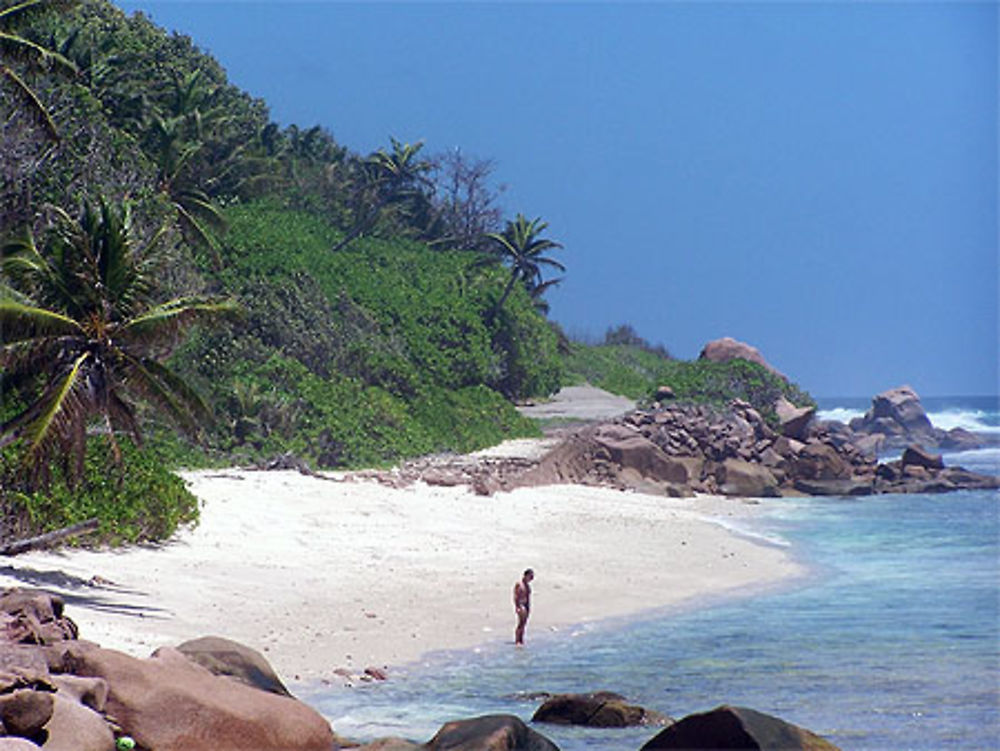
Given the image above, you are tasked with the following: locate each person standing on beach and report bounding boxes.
[513,568,534,646]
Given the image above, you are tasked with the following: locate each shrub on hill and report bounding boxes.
[562,341,814,421]
[168,199,551,468]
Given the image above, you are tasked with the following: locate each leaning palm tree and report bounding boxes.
[0,0,78,141]
[332,137,432,252]
[484,214,565,313]
[0,199,237,487]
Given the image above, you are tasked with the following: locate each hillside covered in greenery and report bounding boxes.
[0,0,812,543]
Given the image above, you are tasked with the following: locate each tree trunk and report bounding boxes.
[494,269,520,315]
[0,518,100,556]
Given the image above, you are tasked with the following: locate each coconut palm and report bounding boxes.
[144,71,231,261]
[0,199,237,487]
[484,214,565,313]
[0,0,77,141]
[332,137,432,252]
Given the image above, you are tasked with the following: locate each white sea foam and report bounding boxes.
[927,409,1000,434]
[819,404,1000,435]
[943,447,1000,476]
[697,515,792,549]
[817,407,866,424]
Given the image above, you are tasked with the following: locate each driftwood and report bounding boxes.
[0,518,100,556]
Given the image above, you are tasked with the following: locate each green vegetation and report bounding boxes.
[562,330,814,422]
[0,437,198,545]
[0,0,813,549]
[0,0,77,141]
[0,0,562,545]
[0,198,236,487]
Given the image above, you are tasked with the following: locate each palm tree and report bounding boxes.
[0,0,77,141]
[332,137,432,252]
[0,199,236,487]
[144,71,230,262]
[484,214,565,313]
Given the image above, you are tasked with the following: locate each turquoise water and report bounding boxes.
[308,489,999,750]
[308,396,1000,749]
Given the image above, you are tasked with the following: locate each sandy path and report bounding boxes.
[516,384,636,421]
[0,466,801,686]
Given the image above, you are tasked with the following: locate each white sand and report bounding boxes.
[0,464,802,686]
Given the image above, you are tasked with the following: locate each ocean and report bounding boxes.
[307,396,1000,750]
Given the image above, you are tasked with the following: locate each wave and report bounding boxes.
[697,514,792,549]
[818,403,1000,436]
[928,409,1000,435]
[816,407,866,424]
[943,447,1000,476]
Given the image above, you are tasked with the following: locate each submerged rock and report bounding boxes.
[424,714,559,751]
[531,691,672,728]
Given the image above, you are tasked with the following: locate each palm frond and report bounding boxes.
[0,300,83,343]
[0,63,59,139]
[118,296,239,351]
[122,355,211,438]
[0,31,77,75]
[20,350,91,458]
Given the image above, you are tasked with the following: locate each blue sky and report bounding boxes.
[117,1,997,398]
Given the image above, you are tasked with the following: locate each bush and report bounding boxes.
[562,342,814,421]
[199,355,538,469]
[168,199,556,467]
[0,439,199,546]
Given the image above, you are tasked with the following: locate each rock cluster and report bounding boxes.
[360,395,997,498]
[0,588,334,751]
[518,398,997,497]
[347,702,840,750]
[847,385,985,452]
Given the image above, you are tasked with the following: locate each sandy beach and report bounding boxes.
[0,466,802,686]
[0,388,804,687]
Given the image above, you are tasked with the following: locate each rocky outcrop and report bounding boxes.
[640,704,840,750]
[775,397,816,440]
[176,635,293,697]
[849,386,985,451]
[0,589,78,646]
[531,691,672,728]
[0,588,334,751]
[699,337,784,377]
[57,643,334,751]
[511,400,888,498]
[360,394,997,498]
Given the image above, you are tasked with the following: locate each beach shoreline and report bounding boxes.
[0,459,804,688]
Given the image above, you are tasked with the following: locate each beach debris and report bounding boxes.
[86,575,118,588]
[0,519,100,557]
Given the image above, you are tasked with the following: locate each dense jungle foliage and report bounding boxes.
[0,0,813,544]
